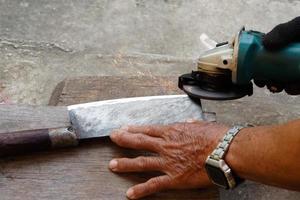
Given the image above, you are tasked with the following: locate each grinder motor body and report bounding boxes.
[179,28,300,100]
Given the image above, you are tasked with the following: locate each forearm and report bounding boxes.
[225,120,300,190]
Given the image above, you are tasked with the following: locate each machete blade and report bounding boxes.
[68,95,208,139]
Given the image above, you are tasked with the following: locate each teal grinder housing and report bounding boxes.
[237,30,300,85]
[178,28,300,100]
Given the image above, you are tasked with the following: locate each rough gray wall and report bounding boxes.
[1,0,300,105]
[0,0,299,57]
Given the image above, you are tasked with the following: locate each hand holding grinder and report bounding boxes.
[177,17,300,190]
[179,17,300,100]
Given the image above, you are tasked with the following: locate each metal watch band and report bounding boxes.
[209,125,244,160]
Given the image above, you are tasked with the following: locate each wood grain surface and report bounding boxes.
[49,76,181,106]
[0,105,70,133]
[0,76,219,200]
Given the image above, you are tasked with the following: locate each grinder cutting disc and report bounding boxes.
[178,73,253,100]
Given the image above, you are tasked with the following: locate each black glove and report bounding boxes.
[254,17,300,94]
[263,17,300,50]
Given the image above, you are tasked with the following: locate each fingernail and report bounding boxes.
[110,133,115,140]
[126,188,135,199]
[186,118,196,123]
[109,160,118,171]
[120,126,129,131]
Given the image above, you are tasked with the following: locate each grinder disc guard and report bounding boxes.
[178,73,253,100]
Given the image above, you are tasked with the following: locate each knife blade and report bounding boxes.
[0,95,215,156]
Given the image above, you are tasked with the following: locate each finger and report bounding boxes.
[171,120,207,130]
[263,17,300,50]
[110,130,162,152]
[123,125,164,137]
[126,175,172,199]
[185,118,198,123]
[254,79,266,88]
[266,83,284,93]
[285,82,300,95]
[109,156,163,172]
[183,119,208,124]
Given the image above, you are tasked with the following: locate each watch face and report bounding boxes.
[205,164,229,189]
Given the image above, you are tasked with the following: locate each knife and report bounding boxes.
[0,95,215,156]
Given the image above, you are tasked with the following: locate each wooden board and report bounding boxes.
[0,105,69,133]
[48,76,181,106]
[0,76,219,200]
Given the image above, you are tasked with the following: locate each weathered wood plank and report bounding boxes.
[0,76,219,200]
[49,76,181,106]
[0,140,218,200]
[0,105,70,133]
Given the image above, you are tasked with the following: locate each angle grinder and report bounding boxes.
[179,28,300,100]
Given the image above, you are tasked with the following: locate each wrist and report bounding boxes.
[224,126,267,180]
[217,121,300,190]
[205,125,247,189]
[198,123,229,187]
[224,127,252,179]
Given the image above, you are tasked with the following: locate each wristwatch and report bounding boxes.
[205,125,245,189]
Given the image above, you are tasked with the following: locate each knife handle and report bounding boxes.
[0,127,78,157]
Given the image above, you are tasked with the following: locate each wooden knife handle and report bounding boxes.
[0,128,78,157]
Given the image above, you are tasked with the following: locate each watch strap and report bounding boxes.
[209,125,244,161]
